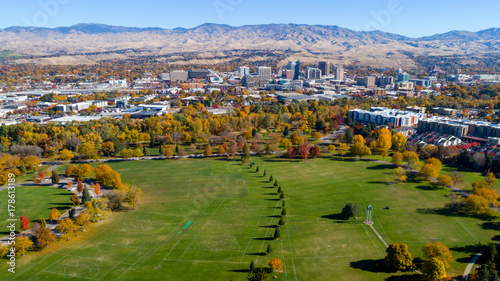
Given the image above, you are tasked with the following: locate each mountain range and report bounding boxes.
[1,23,499,67]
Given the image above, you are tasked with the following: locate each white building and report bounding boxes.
[239,66,250,77]
[257,67,272,82]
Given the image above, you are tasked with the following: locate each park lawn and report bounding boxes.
[1,157,499,280]
[0,185,74,235]
[13,165,51,185]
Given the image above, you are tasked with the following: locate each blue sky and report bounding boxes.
[0,0,499,37]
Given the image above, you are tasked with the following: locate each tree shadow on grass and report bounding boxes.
[259,225,277,229]
[263,193,278,196]
[385,274,423,281]
[253,237,274,241]
[492,235,500,242]
[321,213,345,220]
[227,269,251,273]
[450,243,483,254]
[263,158,300,163]
[367,181,392,185]
[367,164,394,170]
[349,259,391,273]
[267,215,281,218]
[481,222,500,231]
[330,157,357,162]
[416,208,496,221]
[246,252,266,256]
[264,199,280,202]
[415,184,441,191]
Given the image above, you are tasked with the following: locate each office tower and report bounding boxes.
[257,66,272,81]
[239,66,250,77]
[318,61,331,77]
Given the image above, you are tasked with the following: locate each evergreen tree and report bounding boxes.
[250,260,256,271]
[82,187,92,204]
[281,208,287,216]
[280,192,285,199]
[19,165,26,175]
[256,167,259,172]
[274,179,278,187]
[282,200,285,207]
[283,126,290,137]
[159,145,165,155]
[278,217,284,227]
[274,227,281,240]
[266,244,272,255]
[269,175,273,182]
[277,186,282,193]
[69,208,76,219]
[143,146,149,156]
[263,170,266,176]
[51,171,60,184]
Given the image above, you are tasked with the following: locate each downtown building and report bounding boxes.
[417,117,500,139]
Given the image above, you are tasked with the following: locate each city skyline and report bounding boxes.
[0,0,499,38]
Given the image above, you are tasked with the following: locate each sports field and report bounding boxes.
[1,157,499,280]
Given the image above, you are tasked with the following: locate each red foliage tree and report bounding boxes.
[39,171,45,180]
[20,215,30,231]
[309,145,321,158]
[95,183,101,195]
[286,147,295,159]
[65,165,71,177]
[77,180,84,193]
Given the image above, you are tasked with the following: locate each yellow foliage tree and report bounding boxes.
[391,133,407,151]
[465,195,490,215]
[422,242,453,268]
[422,257,446,281]
[394,167,407,183]
[269,258,283,271]
[49,208,61,221]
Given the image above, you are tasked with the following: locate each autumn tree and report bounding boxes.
[309,145,321,158]
[77,180,84,193]
[95,164,124,189]
[422,242,453,268]
[126,187,142,210]
[14,236,33,256]
[402,151,420,170]
[269,258,283,271]
[101,141,115,157]
[51,171,60,184]
[49,208,61,221]
[449,172,463,186]
[85,198,110,222]
[65,165,71,177]
[473,188,499,205]
[59,149,74,161]
[35,227,56,248]
[384,243,414,271]
[75,211,90,227]
[204,145,212,157]
[20,215,30,231]
[391,152,403,166]
[436,175,453,187]
[375,128,392,159]
[70,194,80,206]
[77,142,99,159]
[95,183,101,195]
[337,143,349,157]
[56,218,78,237]
[394,167,407,183]
[391,133,407,152]
[422,257,446,281]
[350,135,371,159]
[420,164,439,180]
[465,195,490,215]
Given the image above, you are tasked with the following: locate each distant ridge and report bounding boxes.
[1,23,499,67]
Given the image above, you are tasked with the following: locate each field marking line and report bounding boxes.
[97,223,171,281]
[178,199,226,260]
[284,221,298,281]
[240,200,269,262]
[256,200,282,264]
[163,199,216,260]
[454,217,480,242]
[163,259,248,264]
[26,254,69,281]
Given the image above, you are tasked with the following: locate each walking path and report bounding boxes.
[0,165,101,246]
[462,252,482,281]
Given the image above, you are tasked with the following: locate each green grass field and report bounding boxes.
[0,185,74,235]
[1,157,499,280]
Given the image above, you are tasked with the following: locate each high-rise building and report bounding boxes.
[285,61,296,71]
[307,67,322,79]
[334,66,344,81]
[239,66,250,77]
[398,72,410,82]
[318,61,331,77]
[357,76,376,88]
[169,70,188,82]
[294,61,301,80]
[282,70,295,80]
[257,67,272,81]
